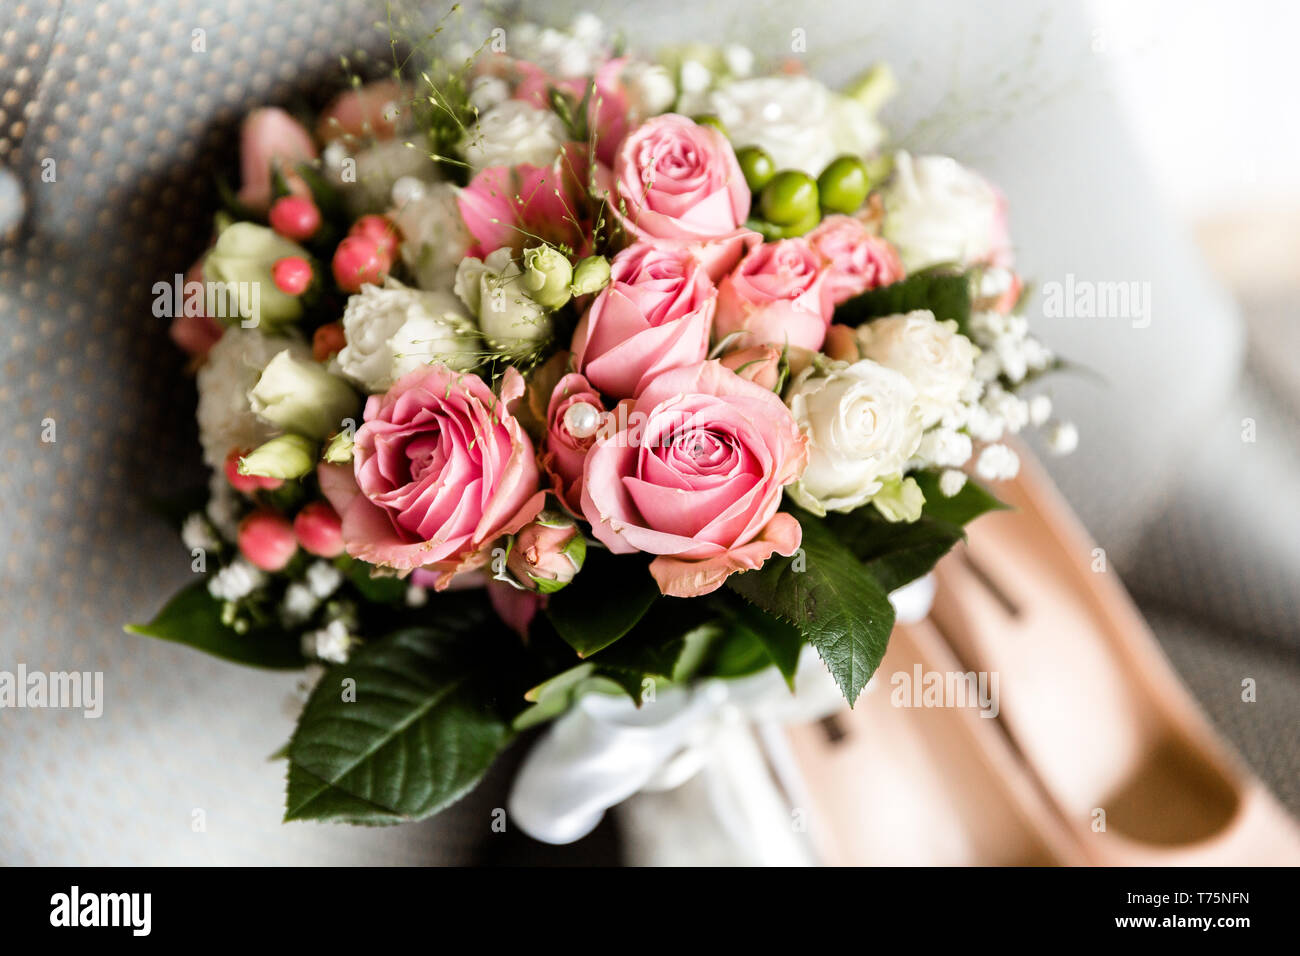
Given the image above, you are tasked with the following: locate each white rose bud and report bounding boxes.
[455,248,553,359]
[521,244,574,310]
[248,350,360,440]
[460,100,566,175]
[239,433,316,480]
[570,254,611,296]
[786,359,925,515]
[336,279,479,393]
[855,310,978,428]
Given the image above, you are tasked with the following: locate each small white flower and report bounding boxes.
[406,585,428,607]
[939,469,968,497]
[281,583,319,626]
[1046,420,1079,455]
[205,471,241,542]
[679,59,713,95]
[460,100,565,175]
[723,44,755,78]
[345,140,441,216]
[305,560,344,600]
[1028,394,1053,427]
[303,620,355,664]
[975,444,1020,481]
[619,61,677,120]
[207,558,268,602]
[182,512,219,553]
[915,427,973,469]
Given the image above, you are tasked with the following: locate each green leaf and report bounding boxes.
[912,470,1006,526]
[721,597,803,689]
[339,557,408,604]
[819,472,1006,593]
[284,626,513,824]
[126,581,305,669]
[727,510,895,706]
[544,547,658,657]
[835,268,972,333]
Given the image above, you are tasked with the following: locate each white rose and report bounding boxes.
[786,359,924,515]
[703,75,884,174]
[248,350,359,439]
[855,310,978,428]
[196,328,310,467]
[389,182,472,292]
[881,151,1011,272]
[460,100,565,175]
[336,280,478,393]
[454,248,553,358]
[620,61,677,119]
[343,139,442,216]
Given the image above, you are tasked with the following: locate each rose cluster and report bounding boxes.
[172,15,1068,657]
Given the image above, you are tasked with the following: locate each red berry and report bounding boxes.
[269,195,321,240]
[238,510,298,572]
[349,214,400,258]
[272,256,313,296]
[331,235,390,293]
[312,321,347,362]
[293,501,345,558]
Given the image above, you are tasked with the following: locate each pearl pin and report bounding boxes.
[563,401,601,440]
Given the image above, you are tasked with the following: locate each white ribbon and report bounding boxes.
[507,575,936,847]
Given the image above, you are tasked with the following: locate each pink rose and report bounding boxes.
[319,365,545,583]
[237,107,318,213]
[714,238,833,351]
[807,215,904,304]
[457,145,589,258]
[718,344,783,392]
[610,114,752,251]
[580,360,808,598]
[541,372,607,515]
[571,242,716,398]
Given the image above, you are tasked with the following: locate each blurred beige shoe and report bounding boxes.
[785,618,1083,866]
[929,449,1300,865]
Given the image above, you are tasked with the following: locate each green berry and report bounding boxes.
[737,146,776,192]
[770,207,822,238]
[692,114,728,136]
[760,170,819,226]
[817,155,871,214]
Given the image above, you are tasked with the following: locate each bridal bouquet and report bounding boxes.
[132,11,1073,826]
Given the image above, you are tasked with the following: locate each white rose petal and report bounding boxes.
[196,328,310,468]
[337,279,478,393]
[705,75,883,174]
[882,151,1009,272]
[390,183,473,292]
[786,359,925,515]
[856,310,978,429]
[460,100,565,175]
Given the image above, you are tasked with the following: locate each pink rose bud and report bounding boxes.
[331,235,391,293]
[293,501,344,558]
[822,323,861,363]
[349,214,400,259]
[272,256,313,296]
[224,447,283,495]
[269,195,322,240]
[506,513,586,593]
[719,345,784,392]
[236,107,318,213]
[317,79,404,143]
[312,321,347,362]
[238,510,298,571]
